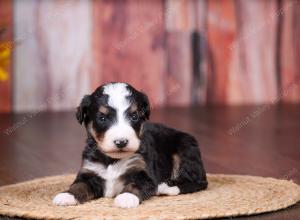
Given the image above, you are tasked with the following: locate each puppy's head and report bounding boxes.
[76,82,150,159]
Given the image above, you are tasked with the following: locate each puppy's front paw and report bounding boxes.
[52,192,78,206]
[114,192,140,208]
[157,183,180,196]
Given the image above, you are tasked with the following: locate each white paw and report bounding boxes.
[114,192,140,208]
[157,183,180,196]
[52,192,78,206]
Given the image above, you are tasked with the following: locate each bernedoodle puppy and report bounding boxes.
[53,82,207,208]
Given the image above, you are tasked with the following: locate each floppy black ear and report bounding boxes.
[76,95,91,125]
[140,92,150,120]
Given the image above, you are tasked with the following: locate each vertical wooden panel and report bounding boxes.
[205,0,237,104]
[0,0,12,112]
[165,32,191,105]
[165,0,194,106]
[97,0,165,107]
[14,0,92,112]
[165,0,195,32]
[91,0,103,91]
[280,0,300,102]
[228,0,278,104]
[192,0,208,105]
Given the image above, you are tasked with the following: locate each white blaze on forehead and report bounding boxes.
[103,83,131,110]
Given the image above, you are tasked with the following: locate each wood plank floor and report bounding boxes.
[0,105,299,219]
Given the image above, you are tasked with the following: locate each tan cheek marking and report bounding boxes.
[88,123,104,146]
[99,106,109,114]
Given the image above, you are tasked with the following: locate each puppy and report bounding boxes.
[53,82,207,208]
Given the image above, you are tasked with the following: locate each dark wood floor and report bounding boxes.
[0,105,299,220]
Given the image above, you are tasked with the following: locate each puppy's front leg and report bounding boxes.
[114,171,156,208]
[53,171,104,206]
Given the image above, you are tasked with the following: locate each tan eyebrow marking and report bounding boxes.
[99,106,109,114]
[129,103,138,113]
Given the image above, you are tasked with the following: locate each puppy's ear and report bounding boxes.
[140,92,150,120]
[76,95,91,125]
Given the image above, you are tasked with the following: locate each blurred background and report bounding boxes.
[0,0,300,113]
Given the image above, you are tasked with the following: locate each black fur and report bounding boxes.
[76,95,92,125]
[139,122,208,194]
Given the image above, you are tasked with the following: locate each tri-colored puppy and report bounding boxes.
[53,82,207,208]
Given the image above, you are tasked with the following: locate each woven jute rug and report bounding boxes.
[0,174,299,220]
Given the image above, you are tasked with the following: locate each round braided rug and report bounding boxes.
[0,174,299,220]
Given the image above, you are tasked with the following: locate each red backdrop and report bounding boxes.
[0,0,300,112]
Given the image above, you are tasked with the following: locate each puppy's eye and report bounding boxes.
[130,112,139,122]
[98,115,106,122]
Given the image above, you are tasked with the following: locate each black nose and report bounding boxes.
[114,139,129,149]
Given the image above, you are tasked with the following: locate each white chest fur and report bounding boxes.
[82,155,145,198]
[103,164,125,197]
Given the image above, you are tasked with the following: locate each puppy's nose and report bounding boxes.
[114,139,129,149]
